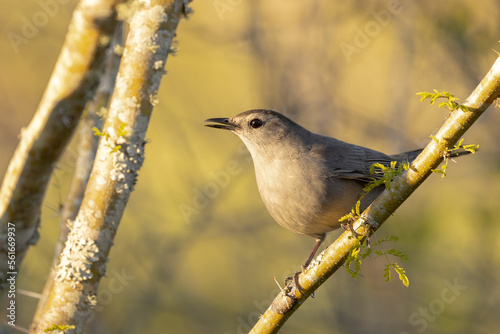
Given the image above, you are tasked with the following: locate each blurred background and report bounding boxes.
[2,0,500,333]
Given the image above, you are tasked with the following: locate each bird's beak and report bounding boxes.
[204,117,237,130]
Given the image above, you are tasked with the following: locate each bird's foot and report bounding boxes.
[284,266,309,297]
[342,217,373,246]
[341,218,360,239]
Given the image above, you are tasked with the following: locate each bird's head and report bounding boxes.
[205,109,306,152]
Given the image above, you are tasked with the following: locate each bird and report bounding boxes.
[204,109,463,270]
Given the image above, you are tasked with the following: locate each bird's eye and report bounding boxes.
[249,118,264,129]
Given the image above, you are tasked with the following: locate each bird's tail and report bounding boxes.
[391,147,475,162]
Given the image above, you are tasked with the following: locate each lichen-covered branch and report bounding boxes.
[0,0,120,293]
[33,1,190,332]
[250,56,500,333]
[31,23,124,329]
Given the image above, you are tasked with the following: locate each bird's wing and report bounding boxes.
[389,149,422,162]
[309,137,394,183]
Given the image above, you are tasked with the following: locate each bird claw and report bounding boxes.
[284,269,309,297]
[284,273,294,287]
[293,271,308,297]
[341,219,360,239]
[342,217,373,246]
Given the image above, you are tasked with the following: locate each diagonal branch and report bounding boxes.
[31,23,124,328]
[250,55,500,333]
[33,1,190,332]
[0,0,120,293]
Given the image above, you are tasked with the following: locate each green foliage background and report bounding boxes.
[2,0,500,333]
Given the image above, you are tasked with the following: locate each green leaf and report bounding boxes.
[463,144,479,153]
[417,89,467,111]
[394,263,410,287]
[351,245,361,258]
[345,240,367,278]
[416,91,430,99]
[431,167,447,178]
[360,247,373,259]
[388,235,399,242]
[345,252,361,278]
[92,127,106,137]
[383,265,392,282]
[338,212,353,223]
[386,249,409,262]
[110,145,121,153]
[44,324,76,332]
[344,234,411,287]
[117,123,128,137]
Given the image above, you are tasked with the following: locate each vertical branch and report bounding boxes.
[31,23,124,328]
[0,0,119,293]
[33,1,190,332]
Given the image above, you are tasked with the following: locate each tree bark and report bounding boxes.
[32,1,190,332]
[0,0,120,294]
[31,23,124,329]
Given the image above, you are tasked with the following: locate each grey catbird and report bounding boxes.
[204,110,459,268]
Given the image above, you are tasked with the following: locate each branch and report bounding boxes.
[0,0,120,293]
[31,23,124,328]
[250,56,500,333]
[33,0,190,332]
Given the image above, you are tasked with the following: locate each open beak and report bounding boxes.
[204,117,237,131]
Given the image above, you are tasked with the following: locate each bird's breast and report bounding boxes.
[253,155,328,236]
[251,151,366,238]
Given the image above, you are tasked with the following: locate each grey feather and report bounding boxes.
[205,110,466,241]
